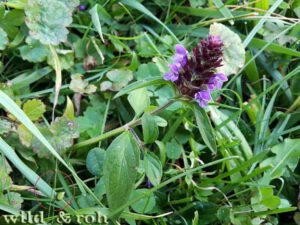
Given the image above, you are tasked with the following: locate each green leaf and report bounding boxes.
[0,7,24,38]
[136,63,161,80]
[0,119,13,135]
[209,23,245,75]
[128,88,150,117]
[129,189,156,214]
[47,51,74,71]
[63,97,75,120]
[114,77,167,99]
[89,4,105,43]
[75,95,106,138]
[192,211,199,225]
[103,131,140,218]
[255,0,269,10]
[0,169,12,191]
[0,27,8,50]
[101,69,133,92]
[19,37,49,63]
[3,192,23,210]
[86,148,106,177]
[22,99,46,122]
[32,117,79,158]
[194,104,217,154]
[260,139,300,178]
[142,113,159,144]
[25,0,74,45]
[69,74,97,94]
[17,124,33,147]
[144,152,162,186]
[166,139,181,160]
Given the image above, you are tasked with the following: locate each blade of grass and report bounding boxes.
[0,137,76,215]
[0,91,104,207]
[49,45,62,122]
[120,0,180,43]
[212,0,234,25]
[243,0,283,48]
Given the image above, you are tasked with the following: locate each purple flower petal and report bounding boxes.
[208,35,223,46]
[79,5,87,11]
[164,72,178,82]
[215,73,228,81]
[194,90,211,107]
[173,54,186,65]
[175,44,187,56]
[198,99,209,108]
[169,63,180,74]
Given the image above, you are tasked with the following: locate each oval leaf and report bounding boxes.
[142,113,159,144]
[86,147,106,177]
[144,152,162,186]
[103,131,140,218]
[194,104,217,154]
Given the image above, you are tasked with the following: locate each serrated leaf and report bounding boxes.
[19,37,49,62]
[144,152,162,186]
[25,0,74,45]
[103,131,140,218]
[0,169,12,191]
[86,148,106,177]
[142,113,159,144]
[50,117,79,147]
[22,99,46,122]
[0,27,8,50]
[32,117,79,158]
[261,138,300,178]
[69,74,97,94]
[128,88,150,117]
[75,95,106,138]
[4,192,23,210]
[209,23,245,75]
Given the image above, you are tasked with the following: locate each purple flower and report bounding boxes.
[207,73,228,90]
[163,35,228,107]
[163,44,188,82]
[146,179,152,188]
[208,35,223,46]
[195,90,212,107]
[79,5,87,11]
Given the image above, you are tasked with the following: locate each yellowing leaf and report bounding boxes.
[17,124,33,147]
[70,74,97,94]
[22,99,46,121]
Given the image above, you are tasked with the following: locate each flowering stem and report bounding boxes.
[70,99,176,151]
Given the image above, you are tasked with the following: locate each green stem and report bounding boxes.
[70,99,176,151]
[287,95,300,113]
